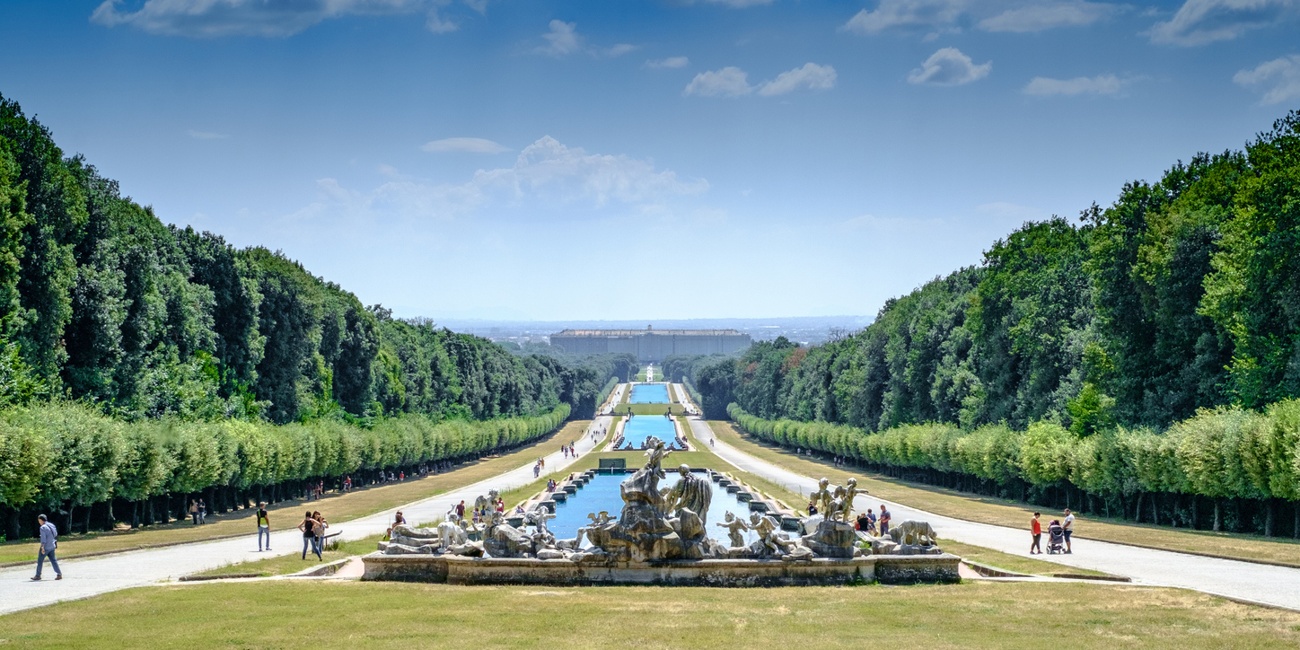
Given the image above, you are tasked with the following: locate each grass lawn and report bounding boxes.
[0,420,593,567]
[706,420,1300,567]
[194,535,384,578]
[1,580,1297,648]
[615,403,685,416]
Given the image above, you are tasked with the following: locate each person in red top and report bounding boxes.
[1030,512,1043,554]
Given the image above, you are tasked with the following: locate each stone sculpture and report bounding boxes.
[664,464,713,525]
[888,520,938,546]
[715,511,748,548]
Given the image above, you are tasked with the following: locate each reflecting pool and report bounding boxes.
[546,472,763,546]
[629,383,670,403]
[618,415,677,448]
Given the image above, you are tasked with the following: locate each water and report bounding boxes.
[546,472,765,546]
[629,383,670,403]
[619,415,677,448]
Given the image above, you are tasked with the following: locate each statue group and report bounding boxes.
[380,436,938,562]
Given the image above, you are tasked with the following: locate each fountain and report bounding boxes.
[363,437,959,585]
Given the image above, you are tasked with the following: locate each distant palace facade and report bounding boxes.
[549,327,752,362]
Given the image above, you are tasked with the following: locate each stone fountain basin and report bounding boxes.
[360,553,960,587]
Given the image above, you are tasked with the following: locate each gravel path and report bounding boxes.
[688,417,1300,611]
[1,417,612,616]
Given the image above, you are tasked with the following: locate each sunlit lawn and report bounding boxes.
[2,580,1297,649]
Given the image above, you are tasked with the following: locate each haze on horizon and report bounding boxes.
[1,1,1296,322]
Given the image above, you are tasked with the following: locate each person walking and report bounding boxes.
[1063,508,1075,554]
[1030,512,1042,555]
[299,511,321,560]
[313,511,328,556]
[31,514,62,581]
[878,505,892,537]
[456,501,465,519]
[256,503,271,552]
[189,499,200,525]
[198,499,207,525]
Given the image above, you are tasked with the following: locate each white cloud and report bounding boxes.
[685,63,836,98]
[757,63,837,96]
[841,0,966,35]
[684,67,754,97]
[537,19,582,56]
[907,47,990,86]
[1023,74,1123,96]
[1234,55,1300,104]
[605,43,637,57]
[646,56,690,69]
[978,1,1117,32]
[426,3,458,33]
[89,0,458,37]
[422,137,510,154]
[187,129,229,140]
[1149,0,1298,46]
[535,20,634,58]
[296,136,708,223]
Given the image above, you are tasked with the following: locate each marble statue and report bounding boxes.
[664,464,713,525]
[715,511,749,548]
[889,520,938,546]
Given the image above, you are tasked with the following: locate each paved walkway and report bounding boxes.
[1,417,612,616]
[687,417,1300,611]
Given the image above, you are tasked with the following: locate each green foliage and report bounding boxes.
[0,401,569,513]
[729,402,1300,512]
[694,110,1300,445]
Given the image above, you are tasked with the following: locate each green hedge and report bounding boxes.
[0,402,569,538]
[728,401,1300,536]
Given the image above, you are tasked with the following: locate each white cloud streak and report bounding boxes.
[90,0,482,37]
[978,1,1117,32]
[907,48,990,86]
[645,56,690,69]
[842,0,966,35]
[421,137,510,154]
[684,67,754,97]
[842,0,1120,35]
[298,136,708,223]
[1234,55,1300,104]
[1149,0,1298,46]
[685,63,836,98]
[757,63,838,96]
[1023,74,1123,96]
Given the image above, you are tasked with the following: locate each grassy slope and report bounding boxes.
[196,536,383,578]
[0,420,592,566]
[1,581,1297,649]
[707,420,1300,567]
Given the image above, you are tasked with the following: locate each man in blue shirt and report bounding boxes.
[32,514,62,581]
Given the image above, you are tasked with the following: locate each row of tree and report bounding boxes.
[689,111,1300,435]
[0,94,623,424]
[730,402,1300,537]
[0,401,570,540]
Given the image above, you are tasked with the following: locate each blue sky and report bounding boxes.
[1,1,1297,321]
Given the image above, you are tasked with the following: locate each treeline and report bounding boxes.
[0,402,569,540]
[692,111,1300,434]
[730,402,1300,537]
[0,94,622,424]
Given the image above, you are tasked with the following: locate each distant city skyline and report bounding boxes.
[2,1,1297,320]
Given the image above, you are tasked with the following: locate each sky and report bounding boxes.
[1,1,1297,322]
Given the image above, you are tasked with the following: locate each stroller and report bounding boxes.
[1046,520,1065,554]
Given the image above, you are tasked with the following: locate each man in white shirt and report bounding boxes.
[1063,508,1075,554]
